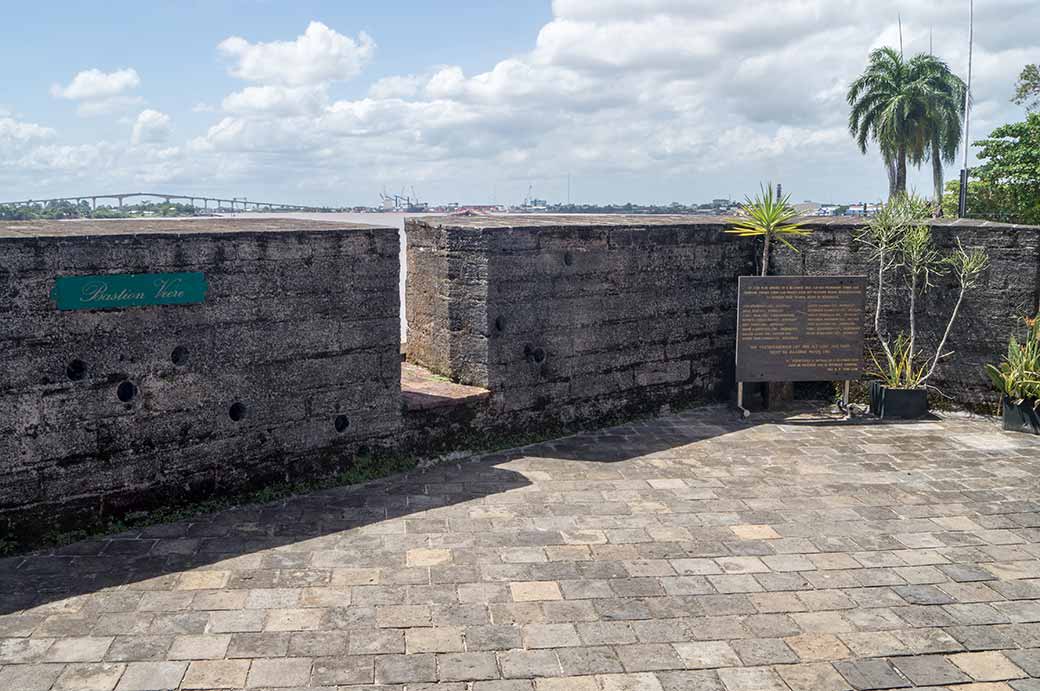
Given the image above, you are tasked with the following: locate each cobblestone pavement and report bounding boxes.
[5,406,1040,690]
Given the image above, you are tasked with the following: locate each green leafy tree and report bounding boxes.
[1013,64,1040,112]
[724,183,811,276]
[943,113,1040,225]
[848,47,966,201]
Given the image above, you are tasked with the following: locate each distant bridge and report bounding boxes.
[0,192,328,212]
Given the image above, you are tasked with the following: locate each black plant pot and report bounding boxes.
[869,381,929,419]
[1002,396,1040,434]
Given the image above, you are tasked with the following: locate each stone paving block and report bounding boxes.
[246,656,313,687]
[53,662,126,691]
[673,640,742,668]
[785,633,851,661]
[775,662,851,691]
[0,663,66,691]
[510,581,563,602]
[731,525,781,541]
[408,548,453,567]
[43,636,113,662]
[523,623,582,648]
[890,654,971,685]
[438,651,500,681]
[310,654,374,685]
[208,609,267,633]
[949,651,1028,681]
[535,675,599,691]
[499,649,561,678]
[227,632,290,658]
[597,672,666,691]
[731,637,799,665]
[473,681,535,691]
[167,633,230,660]
[176,570,230,590]
[181,659,251,689]
[716,666,789,691]
[833,659,910,690]
[557,645,625,675]
[0,637,54,663]
[114,661,188,691]
[349,627,405,655]
[615,643,686,672]
[1007,648,1040,676]
[406,625,464,653]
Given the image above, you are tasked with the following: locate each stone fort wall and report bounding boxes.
[407,215,1040,415]
[2,214,1037,533]
[406,216,754,427]
[0,219,400,534]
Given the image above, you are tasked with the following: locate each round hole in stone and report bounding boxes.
[334,415,351,433]
[116,381,137,403]
[532,347,546,364]
[229,402,247,422]
[67,359,88,381]
[564,251,574,266]
[495,315,506,332]
[171,345,189,366]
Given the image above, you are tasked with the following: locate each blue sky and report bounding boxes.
[1,1,1036,206]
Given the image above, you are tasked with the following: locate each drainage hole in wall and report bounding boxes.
[564,251,574,266]
[495,315,506,332]
[229,402,247,422]
[117,381,137,403]
[171,345,189,366]
[532,347,546,364]
[334,415,351,433]
[67,359,88,381]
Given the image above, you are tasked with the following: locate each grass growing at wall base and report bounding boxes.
[0,452,418,557]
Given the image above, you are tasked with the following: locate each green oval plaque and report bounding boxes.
[51,272,208,311]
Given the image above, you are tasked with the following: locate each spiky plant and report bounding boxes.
[724,183,812,276]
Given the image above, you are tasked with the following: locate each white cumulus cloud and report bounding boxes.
[218,21,375,86]
[51,68,143,117]
[8,4,1040,205]
[131,109,172,145]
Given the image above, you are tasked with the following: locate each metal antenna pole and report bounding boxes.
[958,0,974,218]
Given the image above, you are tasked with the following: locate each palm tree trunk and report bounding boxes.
[886,157,898,200]
[932,141,944,207]
[896,146,908,196]
[761,233,771,276]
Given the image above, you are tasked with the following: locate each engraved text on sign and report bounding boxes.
[736,276,867,383]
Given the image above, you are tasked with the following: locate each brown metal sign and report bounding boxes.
[736,275,867,383]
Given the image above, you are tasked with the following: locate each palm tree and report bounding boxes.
[848,47,966,200]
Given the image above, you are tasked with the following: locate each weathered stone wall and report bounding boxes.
[406,216,756,426]
[773,217,1040,408]
[405,222,489,386]
[407,215,1040,420]
[0,219,401,534]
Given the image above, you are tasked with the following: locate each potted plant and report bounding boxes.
[858,195,989,418]
[985,315,1040,434]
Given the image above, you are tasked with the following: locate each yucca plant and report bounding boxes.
[870,333,927,389]
[725,183,812,276]
[985,316,1040,409]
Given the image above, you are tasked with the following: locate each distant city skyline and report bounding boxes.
[2,1,1036,206]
